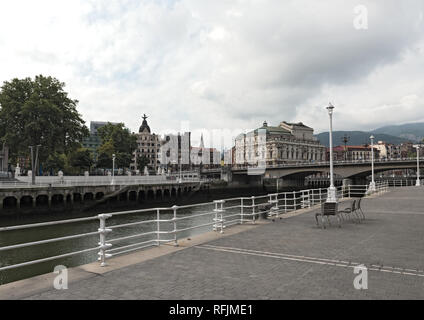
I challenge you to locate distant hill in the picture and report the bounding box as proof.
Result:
[315,131,409,147]
[372,122,424,143]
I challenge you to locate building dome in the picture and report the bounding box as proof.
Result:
[139,114,151,133]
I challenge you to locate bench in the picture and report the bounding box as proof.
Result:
[315,202,342,229]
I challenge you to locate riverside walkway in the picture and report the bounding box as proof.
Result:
[1,186,423,300]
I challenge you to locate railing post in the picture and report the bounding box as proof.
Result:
[308,190,311,208]
[157,209,160,246]
[98,214,112,267]
[251,196,256,224]
[284,193,287,213]
[318,188,322,203]
[293,191,297,211]
[172,205,178,247]
[213,200,225,233]
[240,198,244,224]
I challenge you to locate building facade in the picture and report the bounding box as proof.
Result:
[131,115,162,172]
[82,121,119,161]
[159,132,191,172]
[374,141,403,159]
[234,121,326,166]
[328,145,380,161]
[190,135,221,168]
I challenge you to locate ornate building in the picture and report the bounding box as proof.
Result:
[234,121,326,166]
[131,115,161,172]
[328,145,379,161]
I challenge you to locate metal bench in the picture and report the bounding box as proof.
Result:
[338,199,360,223]
[355,197,365,220]
[315,202,342,229]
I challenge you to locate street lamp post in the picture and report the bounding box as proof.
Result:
[341,134,350,161]
[414,144,421,186]
[326,103,337,203]
[369,136,376,192]
[111,153,116,185]
[29,145,41,185]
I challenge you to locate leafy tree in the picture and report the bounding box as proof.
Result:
[96,139,114,169]
[69,148,93,173]
[136,154,150,172]
[44,152,66,175]
[116,152,132,169]
[96,152,113,170]
[97,123,136,153]
[0,75,89,167]
[96,124,136,171]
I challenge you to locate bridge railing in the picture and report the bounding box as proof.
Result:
[0,176,202,189]
[232,157,423,170]
[378,179,423,187]
[0,182,390,276]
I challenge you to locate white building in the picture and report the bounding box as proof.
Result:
[235,121,326,166]
[160,132,191,171]
[190,134,221,167]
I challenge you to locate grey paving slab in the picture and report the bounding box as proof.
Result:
[21,187,424,299]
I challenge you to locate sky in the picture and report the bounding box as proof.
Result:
[0,0,424,149]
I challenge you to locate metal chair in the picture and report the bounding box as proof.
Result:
[338,200,357,222]
[315,202,342,229]
[355,197,365,220]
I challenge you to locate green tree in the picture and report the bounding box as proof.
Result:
[96,124,136,171]
[44,152,66,175]
[69,148,93,173]
[96,139,114,169]
[0,75,89,167]
[136,154,149,172]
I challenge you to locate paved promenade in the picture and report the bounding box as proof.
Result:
[2,187,424,300]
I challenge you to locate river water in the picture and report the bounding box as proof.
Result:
[0,186,285,285]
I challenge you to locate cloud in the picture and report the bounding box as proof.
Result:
[0,0,423,149]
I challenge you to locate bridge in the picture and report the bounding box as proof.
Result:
[216,158,423,186]
[0,176,205,213]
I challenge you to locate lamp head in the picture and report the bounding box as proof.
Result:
[370,135,375,140]
[327,103,335,115]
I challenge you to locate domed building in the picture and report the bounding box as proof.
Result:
[131,114,161,172]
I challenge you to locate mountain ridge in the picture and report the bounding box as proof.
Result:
[315,122,424,147]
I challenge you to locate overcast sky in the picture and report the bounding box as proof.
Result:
[0,0,423,149]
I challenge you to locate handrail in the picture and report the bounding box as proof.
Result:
[0,182,391,273]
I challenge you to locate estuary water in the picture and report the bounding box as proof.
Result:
[0,186,281,285]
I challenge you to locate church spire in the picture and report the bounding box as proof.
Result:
[139,114,151,133]
[200,134,204,149]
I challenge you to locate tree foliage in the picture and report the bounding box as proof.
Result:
[96,123,136,169]
[0,75,89,166]
[44,152,66,175]
[136,154,149,172]
[68,148,93,172]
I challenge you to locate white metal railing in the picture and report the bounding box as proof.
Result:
[0,182,390,272]
[378,179,423,187]
[0,176,202,189]
[232,157,423,170]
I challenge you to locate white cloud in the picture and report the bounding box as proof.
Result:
[0,0,424,149]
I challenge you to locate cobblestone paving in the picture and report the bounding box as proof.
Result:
[25,187,424,300]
